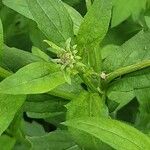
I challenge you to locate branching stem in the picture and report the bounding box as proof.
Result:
[106,60,150,83]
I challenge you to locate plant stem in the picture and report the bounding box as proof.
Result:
[106,60,150,83]
[0,66,13,78]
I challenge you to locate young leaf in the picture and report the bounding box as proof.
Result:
[0,62,66,94]
[77,0,112,50]
[77,0,112,71]
[0,94,26,135]
[63,117,150,150]
[26,0,74,46]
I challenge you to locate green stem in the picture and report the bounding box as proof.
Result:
[0,66,13,78]
[82,74,98,92]
[106,60,150,83]
[77,66,98,92]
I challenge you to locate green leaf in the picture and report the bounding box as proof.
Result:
[29,22,48,51]
[63,117,150,150]
[0,62,66,94]
[63,3,83,35]
[3,0,82,35]
[2,45,42,72]
[107,68,150,113]
[26,112,64,120]
[101,45,119,60]
[103,31,150,111]
[24,94,67,118]
[77,0,112,71]
[66,91,110,150]
[103,31,150,72]
[22,121,45,136]
[31,46,50,62]
[112,69,150,92]
[48,76,83,100]
[107,90,135,113]
[0,94,26,135]
[27,130,80,150]
[0,135,16,150]
[27,0,74,46]
[2,0,34,20]
[25,100,66,114]
[134,88,150,133]
[25,94,66,122]
[77,0,112,53]
[66,91,108,119]
[0,7,32,51]
[112,0,147,27]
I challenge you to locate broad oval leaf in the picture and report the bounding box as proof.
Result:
[0,62,66,94]
[26,0,74,46]
[3,0,82,35]
[63,117,150,150]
